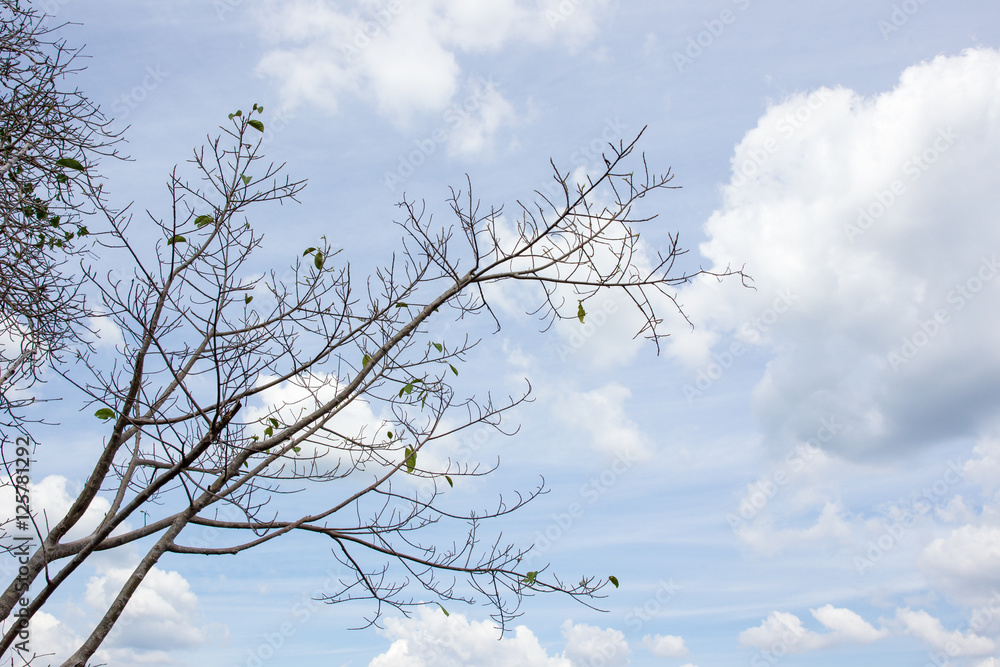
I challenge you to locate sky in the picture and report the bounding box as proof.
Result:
[4,0,1000,665]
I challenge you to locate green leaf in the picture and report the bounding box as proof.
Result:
[314,251,324,270]
[269,418,279,429]
[433,342,443,353]
[387,431,393,439]
[247,119,265,132]
[523,571,538,586]
[264,426,273,437]
[241,174,251,186]
[303,247,316,256]
[292,445,301,454]
[395,302,408,308]
[437,603,449,617]
[167,234,186,245]
[449,364,458,376]
[608,575,619,588]
[445,475,453,488]
[362,354,371,367]
[55,157,85,171]
[76,226,89,237]
[244,295,253,304]
[404,446,416,474]
[94,408,115,421]
[577,300,586,324]
[55,173,68,184]
[195,215,214,228]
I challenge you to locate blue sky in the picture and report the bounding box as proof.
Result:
[6,1,1000,665]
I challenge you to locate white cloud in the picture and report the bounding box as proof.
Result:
[896,607,996,656]
[254,0,609,151]
[85,565,208,651]
[740,606,887,653]
[561,620,629,666]
[244,372,388,474]
[919,524,1000,606]
[669,48,1000,459]
[642,633,688,658]
[0,474,112,542]
[368,607,630,666]
[550,381,649,460]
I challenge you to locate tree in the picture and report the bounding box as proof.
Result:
[0,37,748,667]
[0,0,123,427]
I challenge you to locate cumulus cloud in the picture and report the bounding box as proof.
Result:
[668,48,1000,459]
[642,633,688,658]
[85,565,208,650]
[919,524,1000,607]
[368,607,630,666]
[254,0,609,150]
[0,474,112,542]
[739,606,887,653]
[896,607,996,656]
[550,381,650,460]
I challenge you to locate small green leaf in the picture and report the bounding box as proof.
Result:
[387,431,393,439]
[264,426,273,437]
[94,408,115,421]
[56,157,85,171]
[244,295,253,304]
[437,603,449,617]
[449,364,458,376]
[247,119,265,132]
[314,251,324,270]
[577,300,586,324]
[362,354,371,367]
[608,575,619,588]
[269,418,279,428]
[195,214,214,228]
[167,234,186,245]
[395,303,408,308]
[55,173,68,183]
[433,342,443,353]
[292,445,301,454]
[303,247,316,256]
[76,226,89,237]
[445,475,453,488]
[404,446,416,474]
[523,571,538,586]
[241,174,251,186]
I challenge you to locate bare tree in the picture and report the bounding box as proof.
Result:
[0,102,747,665]
[0,0,123,426]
